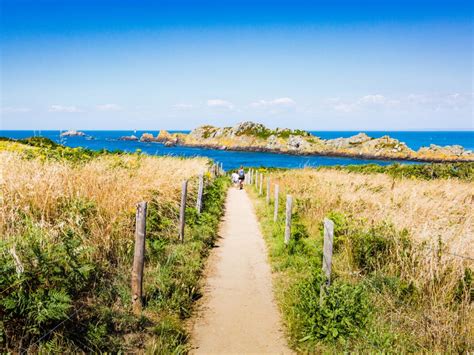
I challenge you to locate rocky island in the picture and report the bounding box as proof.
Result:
[139,122,473,162]
[60,130,86,137]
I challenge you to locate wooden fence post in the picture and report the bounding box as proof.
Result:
[132,201,147,314]
[284,195,293,245]
[196,174,204,214]
[320,218,334,304]
[266,178,270,204]
[248,169,252,184]
[179,180,188,242]
[274,184,279,222]
[254,171,258,187]
[259,174,263,195]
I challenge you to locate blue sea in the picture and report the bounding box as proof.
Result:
[1,130,472,170]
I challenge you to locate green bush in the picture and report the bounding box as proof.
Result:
[295,271,372,343]
[0,219,97,346]
[350,223,410,273]
[326,162,474,181]
[321,211,349,252]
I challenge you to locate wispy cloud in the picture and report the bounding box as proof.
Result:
[49,105,83,113]
[207,99,234,110]
[173,103,194,110]
[327,92,472,113]
[1,107,31,113]
[250,97,296,108]
[328,94,399,113]
[96,103,122,111]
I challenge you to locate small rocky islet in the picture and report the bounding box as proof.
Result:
[137,121,473,162]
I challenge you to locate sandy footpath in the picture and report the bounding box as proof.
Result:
[190,187,291,354]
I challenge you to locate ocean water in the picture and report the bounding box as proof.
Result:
[1,130,472,170]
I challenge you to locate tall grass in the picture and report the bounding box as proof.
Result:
[249,166,473,352]
[0,142,228,352]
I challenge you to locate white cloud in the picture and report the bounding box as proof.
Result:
[333,103,355,113]
[250,97,296,108]
[326,92,472,114]
[96,104,122,111]
[406,92,472,110]
[207,99,234,110]
[359,94,387,104]
[1,107,31,113]
[327,94,400,113]
[173,103,194,110]
[49,105,82,113]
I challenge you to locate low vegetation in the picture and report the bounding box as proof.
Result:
[0,139,228,352]
[327,162,474,181]
[249,164,473,352]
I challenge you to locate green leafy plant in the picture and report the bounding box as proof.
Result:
[295,271,372,343]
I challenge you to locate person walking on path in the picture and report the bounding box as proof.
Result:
[237,166,245,190]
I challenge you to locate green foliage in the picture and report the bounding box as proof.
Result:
[151,316,188,354]
[0,136,127,163]
[350,223,410,273]
[326,162,474,181]
[455,268,473,303]
[321,211,349,251]
[0,218,97,346]
[367,274,419,305]
[295,271,372,343]
[1,161,228,352]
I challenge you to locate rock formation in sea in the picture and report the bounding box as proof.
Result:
[60,130,86,137]
[119,135,138,141]
[153,121,473,163]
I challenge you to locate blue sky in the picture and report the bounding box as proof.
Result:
[1,0,472,130]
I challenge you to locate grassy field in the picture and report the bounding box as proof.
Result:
[249,164,473,353]
[0,138,228,352]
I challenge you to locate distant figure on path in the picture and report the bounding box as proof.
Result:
[238,166,245,190]
[231,171,239,186]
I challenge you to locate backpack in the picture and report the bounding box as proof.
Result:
[238,169,245,178]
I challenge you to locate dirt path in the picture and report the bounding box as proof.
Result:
[190,187,291,354]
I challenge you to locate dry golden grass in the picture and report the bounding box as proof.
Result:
[269,168,474,258]
[259,167,474,351]
[0,151,209,254]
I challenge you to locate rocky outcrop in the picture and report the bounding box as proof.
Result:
[140,121,473,162]
[288,135,311,150]
[418,144,472,158]
[140,133,156,142]
[326,133,372,149]
[157,130,179,145]
[119,135,138,141]
[61,130,85,137]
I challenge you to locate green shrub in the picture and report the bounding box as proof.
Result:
[455,268,473,303]
[321,211,349,252]
[0,220,97,346]
[349,223,410,273]
[295,271,372,343]
[326,162,474,181]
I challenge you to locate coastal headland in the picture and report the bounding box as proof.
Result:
[137,122,473,163]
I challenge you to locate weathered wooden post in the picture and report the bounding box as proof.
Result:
[266,178,270,204]
[248,169,252,184]
[179,180,188,242]
[220,162,224,175]
[274,184,279,222]
[196,173,204,214]
[259,174,263,195]
[284,195,293,245]
[320,218,334,304]
[132,201,147,314]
